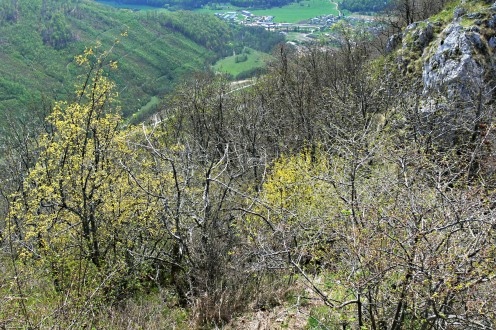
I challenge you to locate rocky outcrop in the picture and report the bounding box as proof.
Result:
[422,23,487,106]
[386,33,402,53]
[406,21,436,51]
[386,21,436,54]
[419,6,496,111]
[385,1,496,149]
[388,2,496,112]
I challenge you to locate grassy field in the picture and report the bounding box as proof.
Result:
[249,0,339,23]
[213,48,272,79]
[196,0,339,23]
[128,96,161,124]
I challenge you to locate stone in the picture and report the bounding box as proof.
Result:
[403,22,434,50]
[422,23,486,108]
[417,23,434,48]
[487,14,496,28]
[467,12,483,19]
[386,33,402,53]
[467,32,484,50]
[454,7,467,19]
[489,36,496,48]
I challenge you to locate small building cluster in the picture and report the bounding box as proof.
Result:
[216,10,276,26]
[215,11,238,21]
[308,14,340,26]
[214,9,383,41]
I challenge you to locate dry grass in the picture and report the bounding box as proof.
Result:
[94,290,193,330]
[223,280,324,330]
[0,249,322,329]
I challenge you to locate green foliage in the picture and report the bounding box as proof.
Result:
[157,11,284,60]
[235,53,248,63]
[0,0,283,120]
[213,47,271,79]
[0,0,214,118]
[341,0,390,13]
[0,0,19,23]
[232,26,285,53]
[260,148,331,217]
[157,10,231,55]
[41,12,72,49]
[6,48,166,326]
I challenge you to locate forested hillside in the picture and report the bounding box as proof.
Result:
[0,0,495,329]
[341,0,390,13]
[0,0,212,119]
[0,0,282,121]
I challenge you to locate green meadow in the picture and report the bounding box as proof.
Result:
[249,0,339,23]
[213,48,272,79]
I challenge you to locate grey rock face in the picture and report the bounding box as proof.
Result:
[467,31,484,50]
[467,12,484,19]
[489,36,496,48]
[403,22,435,50]
[487,14,496,28]
[386,33,402,53]
[454,6,467,19]
[417,23,435,49]
[422,23,489,110]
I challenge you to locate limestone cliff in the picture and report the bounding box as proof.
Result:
[388,0,496,111]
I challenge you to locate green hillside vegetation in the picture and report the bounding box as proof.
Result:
[213,48,272,79]
[0,0,283,121]
[2,0,495,329]
[0,0,214,119]
[341,0,390,13]
[95,0,164,10]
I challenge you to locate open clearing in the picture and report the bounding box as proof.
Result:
[213,48,272,78]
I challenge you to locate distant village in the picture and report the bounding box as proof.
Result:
[214,9,381,36]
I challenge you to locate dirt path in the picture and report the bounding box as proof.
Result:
[330,0,342,16]
[228,79,256,94]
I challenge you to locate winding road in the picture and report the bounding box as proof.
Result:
[330,0,342,17]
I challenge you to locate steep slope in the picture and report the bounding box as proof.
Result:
[0,0,216,119]
[1,1,495,328]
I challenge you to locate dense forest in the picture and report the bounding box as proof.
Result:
[0,0,282,121]
[341,0,390,13]
[155,10,284,57]
[0,0,495,328]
